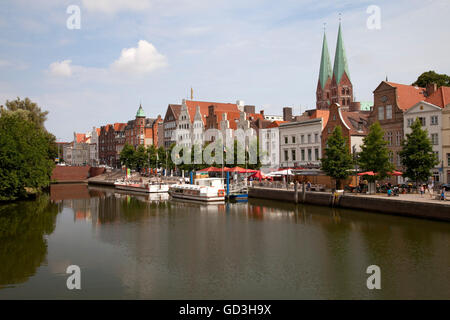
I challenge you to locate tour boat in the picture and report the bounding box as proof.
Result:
[169,178,226,202]
[114,179,169,193]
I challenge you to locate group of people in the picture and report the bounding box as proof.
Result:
[419,183,446,200]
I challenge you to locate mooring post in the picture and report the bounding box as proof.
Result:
[294,181,298,204]
[302,180,306,203]
[226,171,230,197]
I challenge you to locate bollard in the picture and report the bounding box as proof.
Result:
[294,182,298,204]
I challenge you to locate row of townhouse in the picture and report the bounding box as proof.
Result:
[98,105,163,167]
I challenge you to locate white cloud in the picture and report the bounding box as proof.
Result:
[81,0,152,15]
[48,60,72,77]
[111,40,168,75]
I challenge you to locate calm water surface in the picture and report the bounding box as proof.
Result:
[0,184,449,299]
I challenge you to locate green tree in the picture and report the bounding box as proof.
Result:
[146,145,158,168]
[412,70,450,88]
[1,97,49,129]
[400,118,439,186]
[0,110,55,201]
[358,121,394,181]
[321,126,353,190]
[134,145,147,171]
[119,143,135,169]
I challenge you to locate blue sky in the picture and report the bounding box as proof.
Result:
[1,0,449,141]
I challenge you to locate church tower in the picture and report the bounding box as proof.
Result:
[316,30,333,110]
[330,22,353,109]
[135,104,146,146]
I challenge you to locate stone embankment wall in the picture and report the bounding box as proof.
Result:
[51,166,105,183]
[249,187,450,222]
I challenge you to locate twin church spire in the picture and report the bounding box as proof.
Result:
[316,22,353,110]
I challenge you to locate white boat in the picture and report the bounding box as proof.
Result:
[114,179,169,193]
[169,178,226,202]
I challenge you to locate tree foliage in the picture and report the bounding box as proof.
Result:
[321,126,353,189]
[412,70,450,88]
[400,118,438,184]
[119,143,136,169]
[1,97,49,129]
[358,121,394,181]
[0,110,55,201]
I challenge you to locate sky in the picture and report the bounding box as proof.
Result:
[0,0,449,141]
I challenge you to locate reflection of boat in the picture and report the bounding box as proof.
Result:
[114,179,169,193]
[169,178,225,202]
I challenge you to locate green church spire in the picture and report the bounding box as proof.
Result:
[333,22,350,84]
[136,104,145,117]
[318,31,332,89]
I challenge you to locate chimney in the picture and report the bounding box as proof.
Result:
[426,83,438,96]
[283,107,293,122]
[349,101,361,112]
[244,105,255,114]
[260,110,264,117]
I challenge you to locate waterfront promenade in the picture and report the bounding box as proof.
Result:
[249,186,450,222]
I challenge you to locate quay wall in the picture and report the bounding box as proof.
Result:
[249,187,450,222]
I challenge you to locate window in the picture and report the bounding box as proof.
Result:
[447,153,450,166]
[407,118,413,127]
[332,114,336,121]
[308,149,312,161]
[292,150,296,161]
[386,132,393,146]
[301,149,305,161]
[315,148,319,161]
[284,136,288,144]
[292,136,296,144]
[386,105,392,119]
[396,132,402,146]
[284,150,289,161]
[431,133,438,145]
[301,135,304,144]
[431,115,438,125]
[389,152,394,164]
[307,134,311,144]
[314,133,318,143]
[378,106,384,120]
[397,152,402,167]
[418,117,426,126]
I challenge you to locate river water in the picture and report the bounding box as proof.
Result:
[0,184,449,299]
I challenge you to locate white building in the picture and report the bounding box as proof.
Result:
[404,101,443,183]
[279,118,324,168]
[175,100,206,148]
[259,122,283,168]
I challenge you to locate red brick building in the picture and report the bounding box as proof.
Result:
[321,103,369,156]
[316,23,357,110]
[125,105,162,148]
[99,122,126,167]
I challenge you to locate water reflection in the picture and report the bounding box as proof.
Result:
[0,195,58,288]
[0,184,449,299]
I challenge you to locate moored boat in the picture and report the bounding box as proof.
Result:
[169,178,225,202]
[114,179,169,193]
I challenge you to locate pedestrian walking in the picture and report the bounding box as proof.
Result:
[427,182,434,198]
[419,185,424,197]
[441,188,446,201]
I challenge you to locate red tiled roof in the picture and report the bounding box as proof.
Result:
[75,133,86,143]
[425,86,450,108]
[114,123,127,132]
[267,121,288,128]
[341,110,369,135]
[385,82,426,110]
